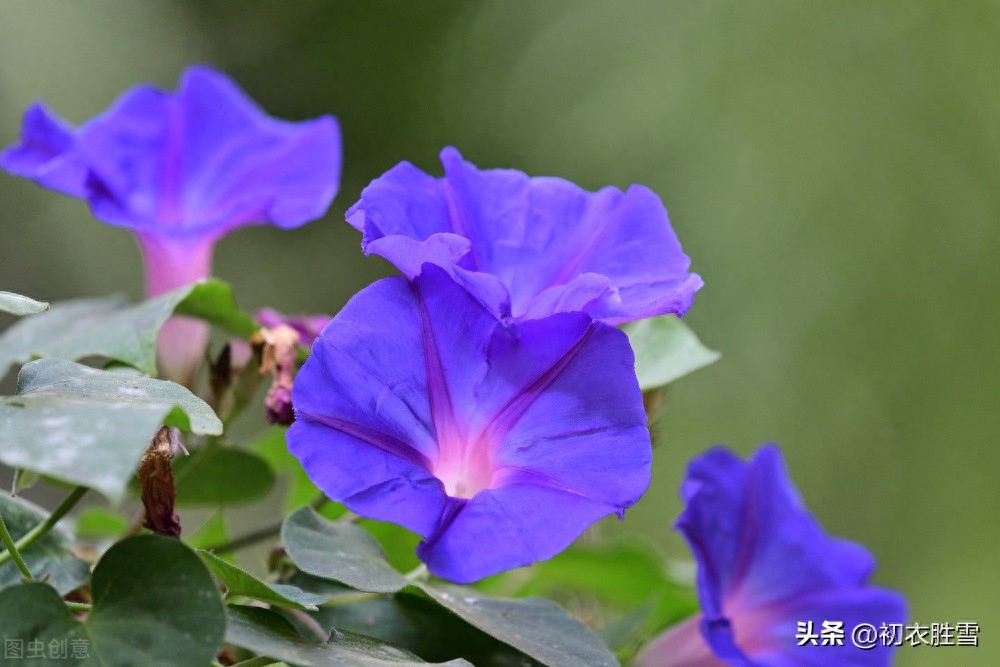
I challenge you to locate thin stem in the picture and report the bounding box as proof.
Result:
[223,350,266,429]
[322,590,382,607]
[231,657,280,667]
[404,563,429,583]
[286,608,329,642]
[206,496,332,554]
[0,514,33,580]
[64,601,92,612]
[0,486,87,568]
[204,522,280,555]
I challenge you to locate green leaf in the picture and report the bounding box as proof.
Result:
[500,543,693,612]
[358,519,422,573]
[281,507,407,594]
[480,543,697,658]
[175,278,260,338]
[0,292,175,377]
[622,315,720,390]
[199,549,325,611]
[74,507,129,538]
[0,493,89,595]
[226,605,472,666]
[252,427,322,511]
[0,535,226,666]
[418,584,619,667]
[0,358,223,502]
[0,291,49,316]
[10,468,41,494]
[304,590,541,667]
[282,510,618,666]
[172,445,276,506]
[0,280,257,378]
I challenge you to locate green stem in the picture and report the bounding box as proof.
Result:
[204,521,280,555]
[322,590,382,607]
[404,563,429,583]
[231,657,279,667]
[64,601,92,612]
[223,352,266,429]
[286,608,328,642]
[0,486,87,569]
[206,496,332,554]
[0,514,33,580]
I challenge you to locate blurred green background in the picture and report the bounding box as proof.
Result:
[1,2,996,664]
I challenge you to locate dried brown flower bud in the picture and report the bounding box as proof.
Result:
[137,426,184,538]
[255,324,301,426]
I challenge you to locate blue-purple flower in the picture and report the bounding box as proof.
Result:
[636,445,907,667]
[287,265,652,583]
[1,65,341,384]
[346,147,702,325]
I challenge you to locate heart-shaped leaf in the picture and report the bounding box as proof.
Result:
[489,543,697,623]
[0,535,226,666]
[74,507,129,539]
[0,280,257,378]
[226,605,472,666]
[282,510,619,667]
[419,584,619,667]
[0,493,89,595]
[0,291,49,316]
[0,359,222,502]
[281,507,407,594]
[0,292,170,377]
[622,315,720,390]
[199,549,324,611]
[304,588,542,667]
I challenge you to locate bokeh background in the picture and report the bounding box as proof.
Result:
[1,2,997,664]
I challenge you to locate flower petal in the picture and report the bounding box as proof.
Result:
[69,65,340,235]
[739,587,907,666]
[678,446,878,618]
[416,483,626,584]
[0,102,87,197]
[487,320,652,513]
[347,147,701,324]
[676,445,907,666]
[288,276,444,536]
[290,265,651,581]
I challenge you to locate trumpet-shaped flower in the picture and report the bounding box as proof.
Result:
[636,445,907,667]
[287,265,652,583]
[346,147,702,325]
[1,65,340,384]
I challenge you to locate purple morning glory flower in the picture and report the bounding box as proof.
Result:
[255,308,332,348]
[636,445,907,667]
[1,65,341,384]
[287,264,652,583]
[346,147,702,325]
